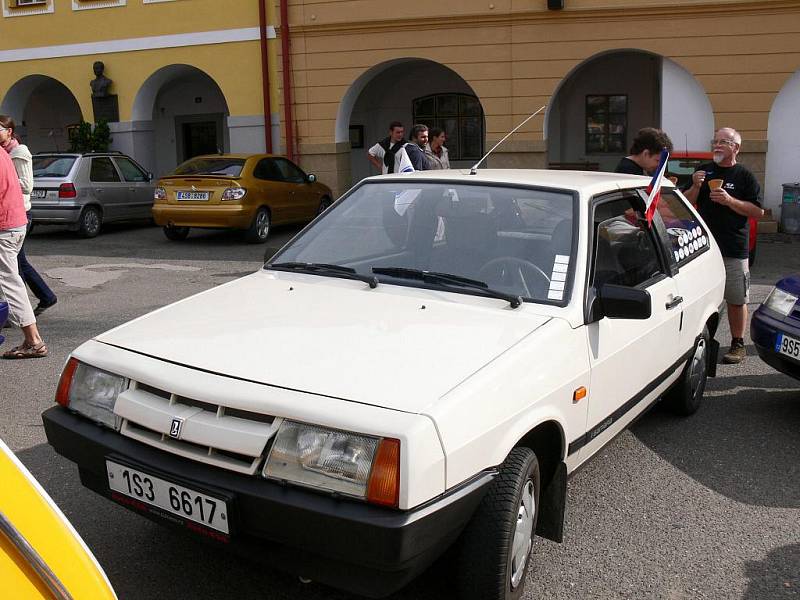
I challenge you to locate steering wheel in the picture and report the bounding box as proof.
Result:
[478,257,551,298]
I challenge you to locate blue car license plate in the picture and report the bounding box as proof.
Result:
[776,332,800,362]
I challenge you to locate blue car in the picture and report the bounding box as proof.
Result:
[751,275,800,380]
[0,300,7,346]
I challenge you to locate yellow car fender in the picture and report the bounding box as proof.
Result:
[0,438,117,599]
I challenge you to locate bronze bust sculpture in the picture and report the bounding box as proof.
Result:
[90,61,112,98]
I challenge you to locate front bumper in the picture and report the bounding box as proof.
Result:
[153,203,255,229]
[750,307,800,380]
[43,407,493,598]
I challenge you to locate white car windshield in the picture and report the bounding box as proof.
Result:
[269,181,576,305]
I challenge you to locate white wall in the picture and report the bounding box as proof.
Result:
[348,60,479,184]
[766,70,800,213]
[661,58,714,154]
[547,52,660,172]
[151,74,229,177]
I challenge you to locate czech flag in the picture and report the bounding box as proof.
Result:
[644,148,670,227]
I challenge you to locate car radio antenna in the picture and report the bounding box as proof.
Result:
[469,105,546,175]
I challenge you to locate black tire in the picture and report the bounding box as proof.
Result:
[245,207,270,243]
[663,325,710,416]
[163,225,190,241]
[317,197,332,215]
[455,447,540,600]
[77,206,102,238]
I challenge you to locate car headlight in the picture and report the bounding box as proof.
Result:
[55,358,126,429]
[763,286,798,316]
[221,187,246,201]
[264,420,400,506]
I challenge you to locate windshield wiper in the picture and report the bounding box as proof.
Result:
[268,262,378,288]
[372,267,522,308]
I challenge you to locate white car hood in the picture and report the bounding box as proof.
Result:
[96,271,551,413]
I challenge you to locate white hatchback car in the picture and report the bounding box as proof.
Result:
[43,170,725,599]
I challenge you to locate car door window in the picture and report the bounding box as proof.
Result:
[274,158,307,184]
[655,190,710,267]
[90,157,121,182]
[591,197,663,288]
[113,157,148,182]
[253,158,283,182]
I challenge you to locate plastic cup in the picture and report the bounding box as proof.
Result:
[708,179,724,190]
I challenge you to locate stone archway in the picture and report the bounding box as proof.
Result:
[546,51,713,171]
[0,75,82,153]
[765,69,800,212]
[123,64,230,177]
[336,58,485,184]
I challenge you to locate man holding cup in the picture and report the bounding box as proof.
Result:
[684,127,764,364]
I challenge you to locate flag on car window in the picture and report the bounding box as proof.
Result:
[397,146,415,174]
[644,148,670,227]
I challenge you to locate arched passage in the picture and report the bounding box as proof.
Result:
[765,69,800,212]
[546,51,713,171]
[128,64,230,177]
[0,75,82,152]
[337,59,485,183]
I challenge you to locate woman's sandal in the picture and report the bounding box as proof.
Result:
[2,342,48,359]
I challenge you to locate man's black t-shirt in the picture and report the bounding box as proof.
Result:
[614,157,647,175]
[696,162,761,259]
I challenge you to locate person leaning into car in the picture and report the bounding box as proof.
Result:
[0,140,48,359]
[614,127,674,176]
[683,127,763,365]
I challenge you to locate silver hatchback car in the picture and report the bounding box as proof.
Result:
[30,152,154,238]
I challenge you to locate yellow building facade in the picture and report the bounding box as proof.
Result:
[2,0,800,215]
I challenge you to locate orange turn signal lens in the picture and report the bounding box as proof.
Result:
[366,438,400,507]
[55,358,79,407]
[573,386,587,403]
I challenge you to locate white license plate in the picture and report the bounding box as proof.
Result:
[776,332,800,362]
[31,189,47,199]
[176,191,210,201]
[106,460,229,534]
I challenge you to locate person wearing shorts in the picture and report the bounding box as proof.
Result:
[684,127,763,364]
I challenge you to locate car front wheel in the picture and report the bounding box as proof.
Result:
[455,447,540,600]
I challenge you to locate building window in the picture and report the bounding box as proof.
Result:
[412,93,483,161]
[586,94,627,154]
[3,0,53,17]
[72,0,126,11]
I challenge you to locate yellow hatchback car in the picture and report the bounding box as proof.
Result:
[153,154,334,243]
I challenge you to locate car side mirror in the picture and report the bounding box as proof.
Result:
[307,173,317,183]
[589,284,652,321]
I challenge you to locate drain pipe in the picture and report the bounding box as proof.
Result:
[258,0,273,153]
[279,0,295,161]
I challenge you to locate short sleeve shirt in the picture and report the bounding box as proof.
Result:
[696,162,761,259]
[368,141,409,175]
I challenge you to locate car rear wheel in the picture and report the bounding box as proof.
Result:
[163,225,190,241]
[455,447,539,600]
[77,206,102,238]
[663,326,710,416]
[245,207,270,244]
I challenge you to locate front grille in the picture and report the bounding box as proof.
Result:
[115,380,280,476]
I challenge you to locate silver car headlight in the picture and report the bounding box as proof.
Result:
[56,358,126,429]
[264,420,400,506]
[763,286,798,316]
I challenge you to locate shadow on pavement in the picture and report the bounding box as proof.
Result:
[743,543,800,599]
[24,222,302,263]
[633,372,800,509]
